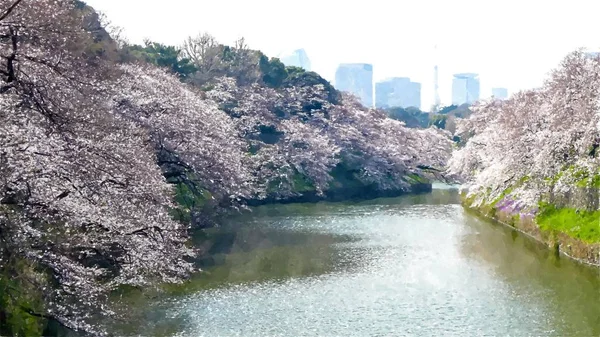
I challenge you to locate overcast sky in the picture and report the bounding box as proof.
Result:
[86,0,600,108]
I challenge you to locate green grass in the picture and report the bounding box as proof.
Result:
[536,202,600,243]
[405,173,429,185]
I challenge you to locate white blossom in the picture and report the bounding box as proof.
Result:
[449,51,600,210]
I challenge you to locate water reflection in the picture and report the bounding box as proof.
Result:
[459,213,600,336]
[111,186,599,337]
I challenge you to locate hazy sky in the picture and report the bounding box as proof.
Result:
[86,0,600,108]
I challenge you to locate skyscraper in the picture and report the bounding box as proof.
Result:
[375,81,396,108]
[375,77,421,109]
[278,48,311,71]
[407,82,422,109]
[335,63,373,107]
[452,73,480,105]
[491,87,508,99]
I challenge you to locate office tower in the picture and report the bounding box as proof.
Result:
[375,77,421,109]
[452,73,480,105]
[278,48,311,71]
[375,81,395,108]
[407,81,422,108]
[491,87,508,99]
[335,63,373,107]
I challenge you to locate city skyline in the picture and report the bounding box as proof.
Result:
[86,0,600,109]
[375,77,421,109]
[337,63,509,110]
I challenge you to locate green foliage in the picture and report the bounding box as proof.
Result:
[259,55,288,88]
[120,41,196,79]
[266,170,316,195]
[385,107,430,128]
[73,0,87,9]
[0,259,48,337]
[438,105,458,114]
[328,158,370,191]
[285,66,305,76]
[405,173,429,185]
[170,182,213,223]
[291,172,316,193]
[220,45,235,63]
[588,144,598,157]
[536,203,600,243]
[429,114,447,129]
[544,165,600,188]
[572,169,600,188]
[283,67,340,105]
[257,125,284,144]
[447,103,473,118]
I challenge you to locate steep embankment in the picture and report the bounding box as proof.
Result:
[462,182,600,266]
[450,51,600,266]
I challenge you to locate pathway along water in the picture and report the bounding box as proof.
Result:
[123,185,600,336]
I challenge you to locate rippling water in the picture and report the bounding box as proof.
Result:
[120,186,600,336]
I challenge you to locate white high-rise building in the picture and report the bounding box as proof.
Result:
[452,73,480,105]
[335,63,374,107]
[375,77,421,109]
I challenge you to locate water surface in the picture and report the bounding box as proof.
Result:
[126,186,600,336]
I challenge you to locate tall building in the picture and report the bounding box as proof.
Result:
[408,82,422,108]
[452,73,480,105]
[375,77,421,109]
[585,51,600,59]
[335,63,373,107]
[375,81,395,108]
[278,48,311,71]
[491,87,508,99]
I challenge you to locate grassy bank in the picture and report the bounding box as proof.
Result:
[462,189,600,266]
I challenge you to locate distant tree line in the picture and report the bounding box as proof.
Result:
[383,104,473,138]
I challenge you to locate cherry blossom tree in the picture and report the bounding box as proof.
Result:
[112,64,257,203]
[449,51,600,210]
[206,78,452,200]
[0,1,192,333]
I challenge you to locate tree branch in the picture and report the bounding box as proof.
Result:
[0,0,23,22]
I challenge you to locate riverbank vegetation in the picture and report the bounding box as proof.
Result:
[0,0,452,334]
[449,51,600,262]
